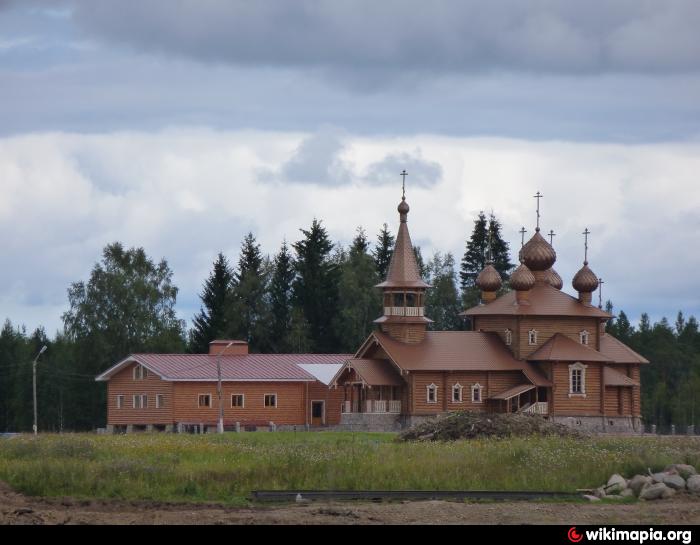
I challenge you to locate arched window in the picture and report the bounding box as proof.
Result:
[528,329,538,345]
[505,329,513,346]
[426,383,438,404]
[452,383,463,403]
[568,362,587,396]
[471,383,483,403]
[579,330,589,345]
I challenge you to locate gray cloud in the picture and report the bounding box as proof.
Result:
[69,1,700,75]
[365,151,442,188]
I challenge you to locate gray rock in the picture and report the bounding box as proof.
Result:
[621,488,635,498]
[583,494,602,502]
[594,486,607,498]
[687,475,700,494]
[651,470,675,484]
[664,464,697,480]
[606,473,627,494]
[629,475,652,496]
[640,482,674,501]
[663,474,686,490]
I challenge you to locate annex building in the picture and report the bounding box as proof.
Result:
[97,192,647,433]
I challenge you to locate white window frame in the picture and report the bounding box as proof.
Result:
[452,383,463,403]
[116,395,124,409]
[132,394,147,409]
[580,330,589,345]
[264,393,277,408]
[156,394,164,409]
[471,383,484,403]
[198,393,212,408]
[528,329,538,345]
[505,329,512,346]
[426,383,438,404]
[568,362,587,397]
[231,393,245,408]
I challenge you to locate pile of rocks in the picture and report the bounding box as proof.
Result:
[583,464,700,502]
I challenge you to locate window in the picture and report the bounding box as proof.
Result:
[528,329,538,345]
[505,329,512,346]
[156,394,164,409]
[472,384,483,403]
[132,394,147,409]
[264,394,277,408]
[452,383,463,402]
[405,292,417,307]
[569,362,587,396]
[116,395,124,409]
[198,394,211,408]
[133,364,144,380]
[231,394,244,408]
[393,293,404,307]
[580,330,589,345]
[426,383,438,404]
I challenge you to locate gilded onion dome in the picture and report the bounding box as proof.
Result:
[572,261,599,293]
[510,262,536,291]
[476,262,502,292]
[521,230,556,271]
[544,268,563,290]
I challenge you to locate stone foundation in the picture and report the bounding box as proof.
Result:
[550,415,643,434]
[335,412,405,432]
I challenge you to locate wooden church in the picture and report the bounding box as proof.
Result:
[330,191,647,433]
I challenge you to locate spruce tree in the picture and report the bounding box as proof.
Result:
[268,241,296,352]
[333,228,381,352]
[425,252,462,331]
[292,219,340,353]
[189,252,235,353]
[373,223,395,280]
[413,245,426,279]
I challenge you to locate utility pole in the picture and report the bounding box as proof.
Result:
[32,345,48,436]
[217,341,234,434]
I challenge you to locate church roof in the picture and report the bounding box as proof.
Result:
[603,366,640,387]
[331,358,405,387]
[375,198,430,289]
[460,282,612,318]
[527,333,611,362]
[599,334,650,364]
[361,330,551,386]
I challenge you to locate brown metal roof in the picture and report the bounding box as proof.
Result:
[96,353,352,382]
[461,282,612,318]
[342,358,405,386]
[527,333,611,362]
[603,366,640,387]
[599,334,650,364]
[369,331,551,386]
[375,200,430,289]
[491,383,536,400]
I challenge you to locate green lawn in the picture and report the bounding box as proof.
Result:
[0,432,698,505]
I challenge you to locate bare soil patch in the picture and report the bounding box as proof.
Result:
[2,481,700,525]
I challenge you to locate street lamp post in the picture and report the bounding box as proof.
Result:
[32,345,48,436]
[217,341,234,434]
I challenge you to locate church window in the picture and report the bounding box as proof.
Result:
[505,329,512,345]
[426,384,438,404]
[405,292,417,307]
[472,384,483,403]
[393,293,404,307]
[568,362,587,396]
[528,330,538,345]
[452,383,463,402]
[580,330,589,345]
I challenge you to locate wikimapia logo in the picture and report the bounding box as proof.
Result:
[567,527,692,544]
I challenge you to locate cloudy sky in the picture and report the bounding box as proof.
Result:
[2,0,700,335]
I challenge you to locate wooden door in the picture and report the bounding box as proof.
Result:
[311,401,325,426]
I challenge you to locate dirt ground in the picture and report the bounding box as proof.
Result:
[2,482,700,525]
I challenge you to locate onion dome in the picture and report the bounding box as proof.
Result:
[521,230,556,271]
[398,197,410,216]
[476,263,502,292]
[544,268,563,290]
[510,262,536,291]
[572,262,599,293]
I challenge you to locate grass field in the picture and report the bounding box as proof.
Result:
[1,432,699,505]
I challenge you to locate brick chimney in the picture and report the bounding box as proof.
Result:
[208,340,248,356]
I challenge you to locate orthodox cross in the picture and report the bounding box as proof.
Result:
[400,170,408,199]
[548,229,556,246]
[487,227,494,263]
[519,227,527,247]
[598,278,605,309]
[582,227,590,263]
[533,191,543,231]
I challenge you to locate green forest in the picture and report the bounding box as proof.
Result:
[0,212,697,432]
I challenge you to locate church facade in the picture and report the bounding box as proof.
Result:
[330,193,647,433]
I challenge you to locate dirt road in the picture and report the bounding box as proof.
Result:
[2,482,699,525]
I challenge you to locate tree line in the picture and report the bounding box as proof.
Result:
[0,212,695,431]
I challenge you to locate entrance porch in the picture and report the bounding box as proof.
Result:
[490,384,549,415]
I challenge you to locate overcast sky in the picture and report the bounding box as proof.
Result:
[1,0,699,335]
